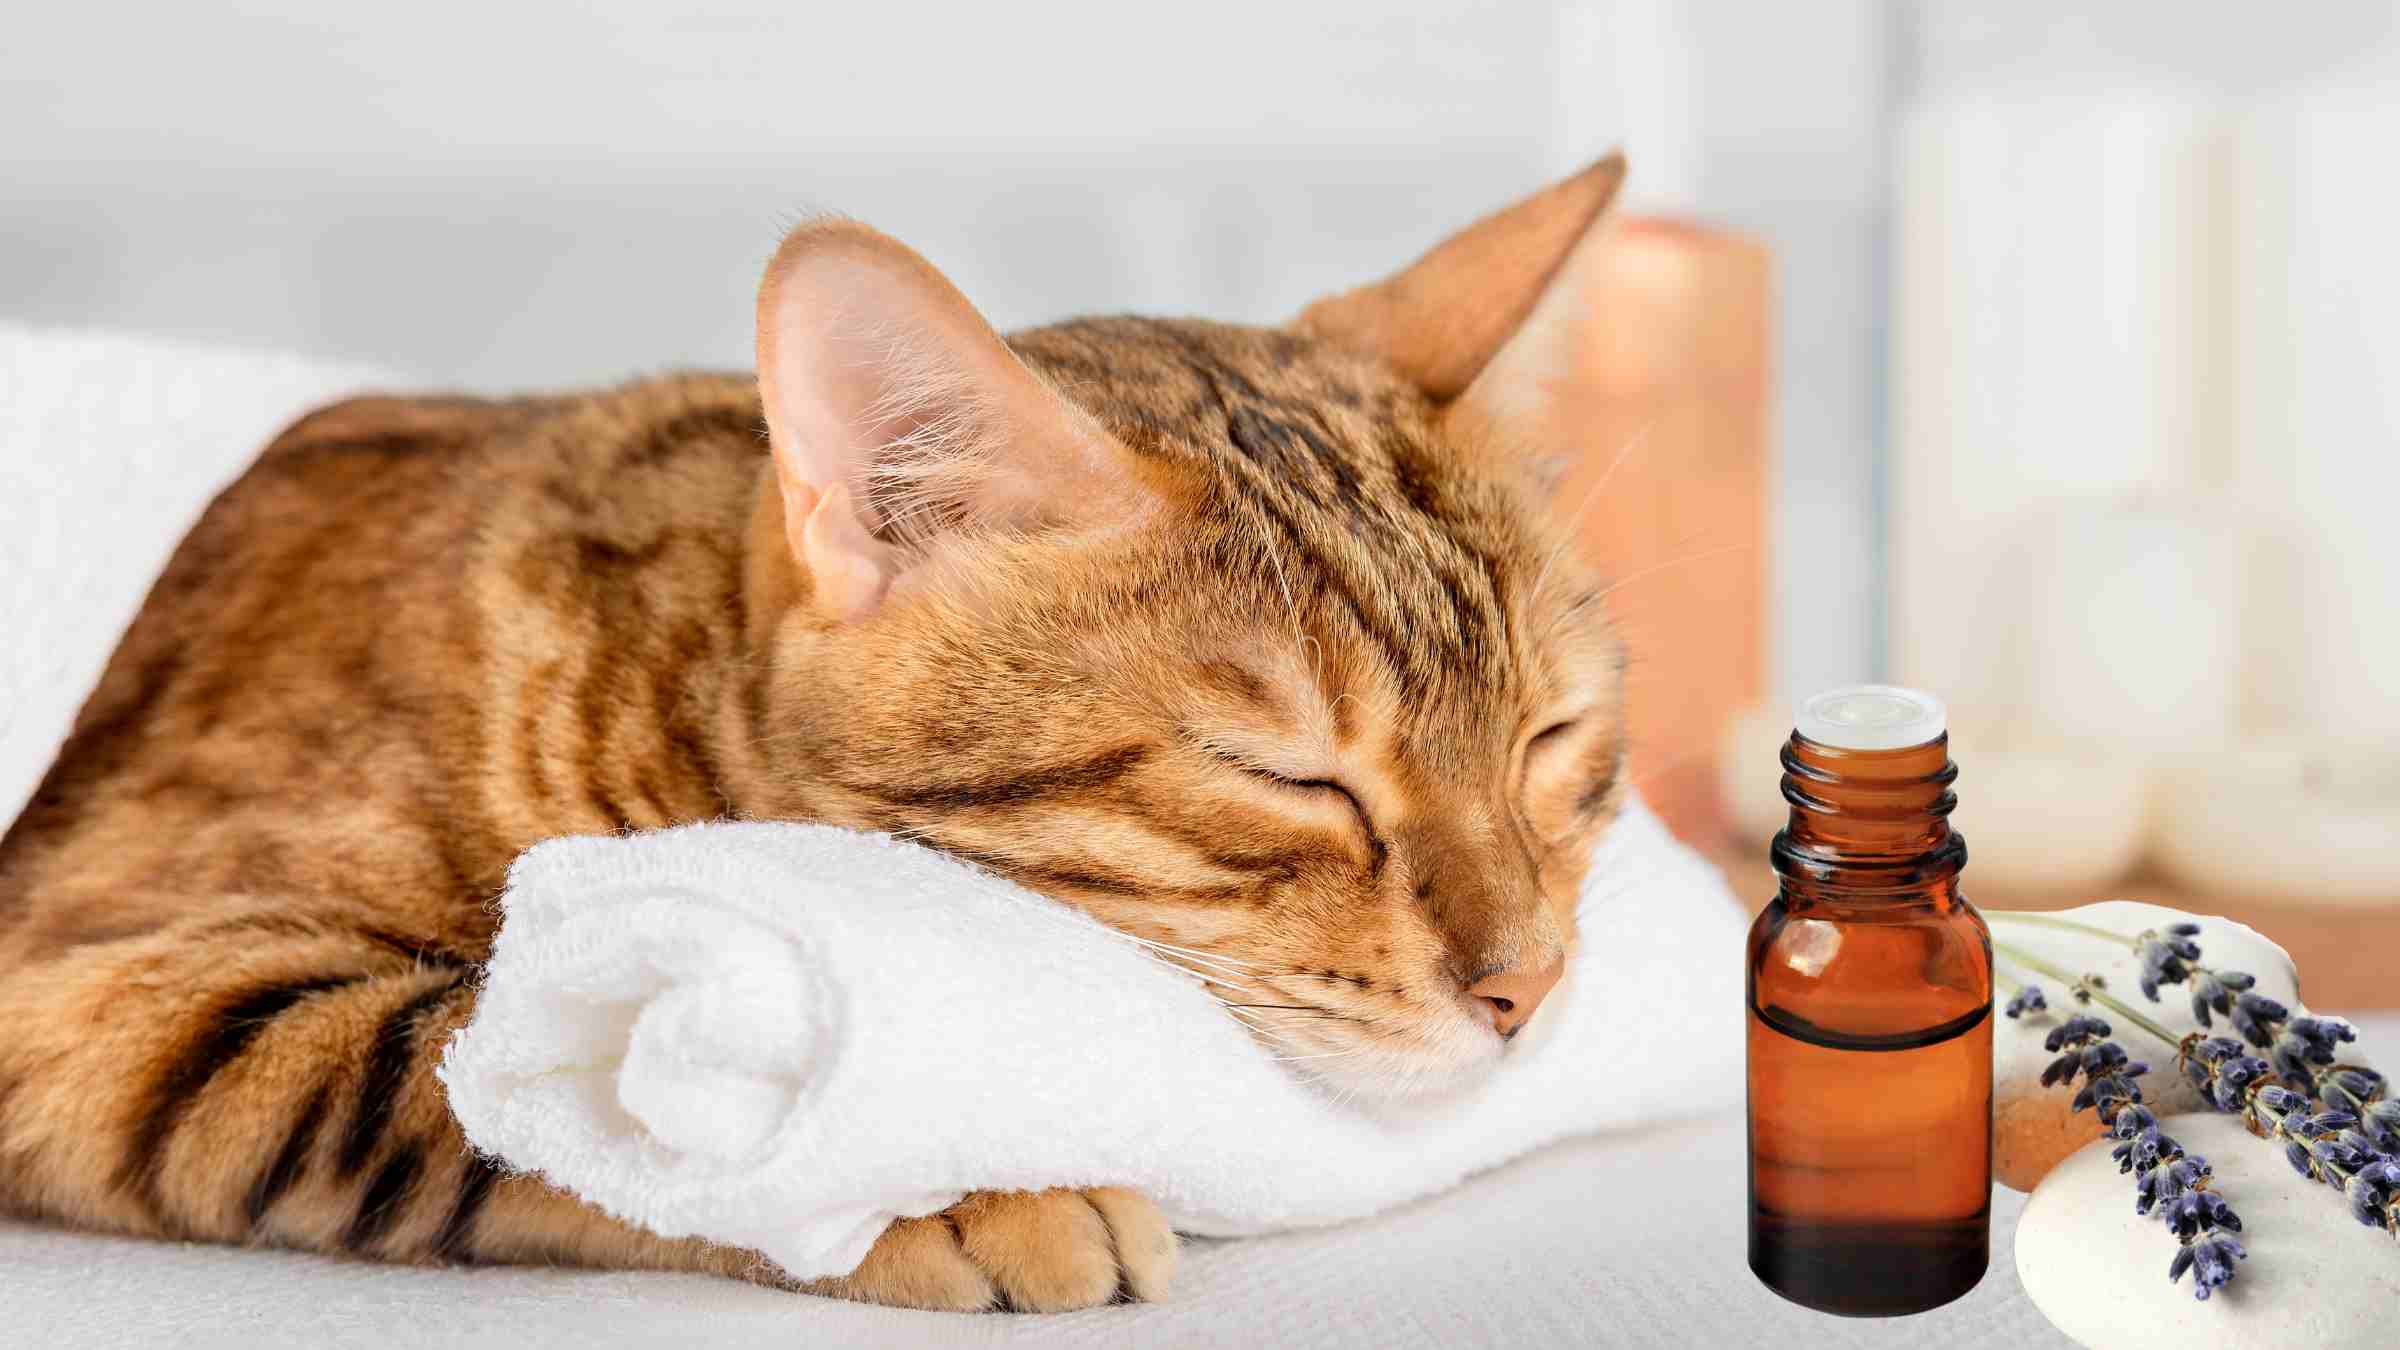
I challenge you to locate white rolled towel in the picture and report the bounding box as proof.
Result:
[439,796,1746,1282]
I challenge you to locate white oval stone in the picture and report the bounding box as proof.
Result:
[2018,1112,2400,1349]
[1989,900,2302,1191]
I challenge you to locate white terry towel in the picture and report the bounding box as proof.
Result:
[0,322,402,826]
[440,796,1748,1282]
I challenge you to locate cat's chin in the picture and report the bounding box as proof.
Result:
[1290,1030,1508,1110]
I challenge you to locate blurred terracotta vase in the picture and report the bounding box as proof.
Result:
[1540,216,1771,844]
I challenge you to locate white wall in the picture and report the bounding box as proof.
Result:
[4,2,1579,378]
[4,0,1893,701]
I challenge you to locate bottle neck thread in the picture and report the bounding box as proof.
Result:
[1770,732,1966,903]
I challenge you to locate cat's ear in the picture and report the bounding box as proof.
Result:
[756,219,1146,619]
[1292,152,1625,404]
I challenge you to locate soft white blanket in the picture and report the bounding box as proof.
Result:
[439,799,1746,1282]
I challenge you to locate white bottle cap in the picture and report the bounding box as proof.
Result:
[1795,684,1947,751]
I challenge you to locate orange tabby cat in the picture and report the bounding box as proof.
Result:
[0,156,1630,1311]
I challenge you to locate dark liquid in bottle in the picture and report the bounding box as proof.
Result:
[1747,995,1992,1316]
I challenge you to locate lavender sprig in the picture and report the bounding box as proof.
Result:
[2007,918,2400,1306]
[2108,922,2357,1108]
[2115,921,2400,1237]
[2002,913,2400,1304]
[2191,1049,2400,1240]
[2017,988,2243,1297]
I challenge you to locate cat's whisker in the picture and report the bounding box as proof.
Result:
[1113,933,1244,969]
[1533,537,1754,648]
[1219,975,1334,1008]
[1072,926,1259,986]
[1589,541,1752,607]
[1143,951,1246,983]
[1218,1011,1317,1057]
[1527,420,1656,606]
[1297,631,1335,719]
[1154,964,1283,1009]
[1535,587,1607,641]
[1236,1016,1357,1053]
[1181,963,1267,990]
[844,838,1270,986]
[1170,959,1276,994]
[1120,935,1259,971]
[1213,997,1346,1041]
[1224,1002,1293,1034]
[1107,936,1268,988]
[1259,537,1302,632]
[1572,871,1655,917]
[1623,743,1718,794]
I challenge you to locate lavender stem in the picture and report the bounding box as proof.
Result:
[1992,940,2185,1049]
[1986,910,2142,948]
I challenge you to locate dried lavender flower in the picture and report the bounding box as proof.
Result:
[2252,1084,2308,1116]
[2209,1053,2275,1113]
[2135,927,2201,1001]
[2005,984,2048,1019]
[2181,1035,2240,1091]
[2271,1016,2359,1087]
[2172,1231,2246,1300]
[2363,1100,2400,1153]
[2345,1160,2400,1229]
[2188,968,2259,1029]
[2163,1182,2241,1240]
[2046,1015,2112,1053]
[2318,1066,2385,1116]
[2229,992,2291,1048]
[2110,1106,2174,1175]
[2138,1154,2208,1217]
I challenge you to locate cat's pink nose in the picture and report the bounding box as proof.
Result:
[1467,956,1564,1038]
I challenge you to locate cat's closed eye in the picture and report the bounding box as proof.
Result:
[1526,719,1579,749]
[1518,715,1620,841]
[1213,752,1375,832]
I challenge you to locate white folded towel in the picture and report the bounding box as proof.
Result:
[439,796,1747,1282]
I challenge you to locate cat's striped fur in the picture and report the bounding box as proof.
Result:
[0,157,1631,1310]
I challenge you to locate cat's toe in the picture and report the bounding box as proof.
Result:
[950,1187,1175,1312]
[820,1213,999,1312]
[949,1188,1121,1312]
[825,1187,1177,1313]
[1084,1186,1178,1303]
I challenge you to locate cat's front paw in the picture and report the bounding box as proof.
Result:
[817,1186,1177,1313]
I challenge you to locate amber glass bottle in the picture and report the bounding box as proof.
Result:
[1745,685,1992,1317]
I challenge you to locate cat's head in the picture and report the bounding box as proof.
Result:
[744,158,1631,1101]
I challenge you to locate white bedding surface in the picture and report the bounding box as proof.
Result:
[3,1112,2060,1350]
[27,1020,2396,1349]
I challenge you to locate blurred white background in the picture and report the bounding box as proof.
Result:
[3,0,1891,702]
[7,2,2397,948]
